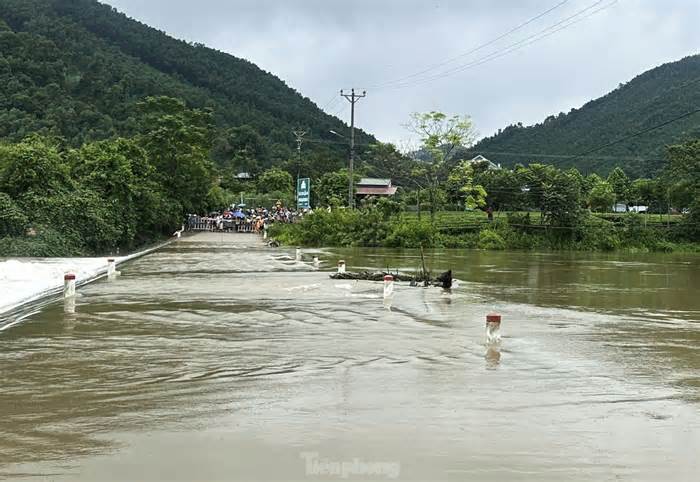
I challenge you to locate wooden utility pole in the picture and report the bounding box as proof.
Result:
[340,88,366,209]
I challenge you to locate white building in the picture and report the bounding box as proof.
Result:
[468,155,501,170]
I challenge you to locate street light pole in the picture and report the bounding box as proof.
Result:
[340,88,366,209]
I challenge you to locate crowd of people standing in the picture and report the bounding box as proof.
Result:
[186,203,312,233]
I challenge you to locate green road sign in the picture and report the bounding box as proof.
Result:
[297,178,311,209]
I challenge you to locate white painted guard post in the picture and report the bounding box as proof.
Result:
[295,248,302,262]
[64,296,76,315]
[486,313,502,344]
[383,275,394,299]
[107,258,116,277]
[337,260,346,274]
[64,273,77,298]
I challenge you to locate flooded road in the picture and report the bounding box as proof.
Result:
[1,233,698,481]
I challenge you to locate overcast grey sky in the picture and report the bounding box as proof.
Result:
[104,0,698,144]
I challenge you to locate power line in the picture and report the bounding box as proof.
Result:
[329,99,349,117]
[368,0,571,89]
[318,92,340,111]
[417,72,699,169]
[316,1,621,151]
[323,95,343,113]
[458,148,666,163]
[304,139,672,166]
[571,108,700,159]
[375,0,616,91]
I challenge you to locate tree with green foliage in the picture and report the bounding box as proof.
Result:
[136,96,214,215]
[582,173,603,199]
[665,139,700,240]
[0,133,194,255]
[541,170,585,231]
[565,167,587,207]
[445,160,487,210]
[588,181,615,212]
[0,192,26,236]
[0,135,71,198]
[514,163,558,214]
[27,189,123,254]
[212,125,269,171]
[364,142,414,187]
[72,137,179,247]
[205,185,236,211]
[475,168,522,211]
[405,111,477,221]
[256,168,294,195]
[316,169,358,208]
[629,178,658,207]
[607,167,630,204]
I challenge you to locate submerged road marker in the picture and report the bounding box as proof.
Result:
[64,296,76,315]
[383,275,394,299]
[64,274,76,298]
[107,258,121,279]
[486,313,502,344]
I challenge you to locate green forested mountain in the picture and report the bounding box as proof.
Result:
[471,54,700,177]
[0,0,371,174]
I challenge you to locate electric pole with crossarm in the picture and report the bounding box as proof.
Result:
[292,128,308,180]
[340,88,366,209]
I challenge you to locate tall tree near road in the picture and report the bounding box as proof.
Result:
[607,167,630,205]
[405,111,478,221]
[136,96,214,215]
[665,139,700,239]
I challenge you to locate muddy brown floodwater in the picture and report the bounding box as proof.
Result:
[1,232,698,481]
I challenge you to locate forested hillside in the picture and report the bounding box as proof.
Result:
[0,0,371,174]
[472,54,700,177]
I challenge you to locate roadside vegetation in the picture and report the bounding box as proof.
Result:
[1,103,697,256]
[0,97,223,256]
[271,207,698,253]
[271,112,699,253]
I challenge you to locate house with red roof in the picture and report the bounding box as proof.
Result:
[356,178,398,198]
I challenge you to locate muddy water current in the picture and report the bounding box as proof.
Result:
[1,232,698,481]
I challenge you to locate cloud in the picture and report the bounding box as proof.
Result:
[104,0,699,144]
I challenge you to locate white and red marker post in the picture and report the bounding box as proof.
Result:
[383,275,394,300]
[485,313,502,345]
[64,273,77,298]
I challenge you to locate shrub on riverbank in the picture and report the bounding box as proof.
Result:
[270,208,698,253]
[0,228,84,257]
